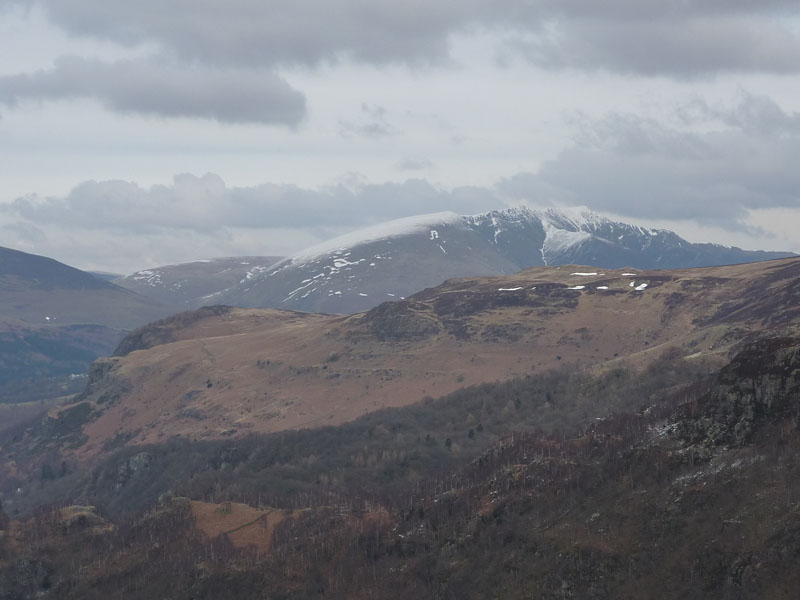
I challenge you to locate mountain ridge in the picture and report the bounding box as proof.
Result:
[213,206,794,313]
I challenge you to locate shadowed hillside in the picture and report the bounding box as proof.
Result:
[2,337,800,599]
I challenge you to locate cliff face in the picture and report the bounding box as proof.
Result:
[673,337,800,450]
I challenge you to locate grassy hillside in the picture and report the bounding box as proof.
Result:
[43,258,800,461]
[2,337,799,598]
[2,347,714,518]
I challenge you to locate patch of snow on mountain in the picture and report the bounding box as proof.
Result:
[567,285,586,290]
[128,269,163,286]
[491,216,502,243]
[498,287,523,291]
[635,283,649,291]
[541,223,591,259]
[333,258,363,269]
[535,206,608,232]
[571,272,601,276]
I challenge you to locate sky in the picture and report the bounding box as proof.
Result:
[0,0,799,273]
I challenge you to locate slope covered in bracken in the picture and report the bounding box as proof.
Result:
[2,337,800,599]
[15,257,800,465]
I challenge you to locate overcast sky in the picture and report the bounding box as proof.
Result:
[1,0,799,273]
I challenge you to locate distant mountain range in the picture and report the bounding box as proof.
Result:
[205,207,794,314]
[0,246,167,329]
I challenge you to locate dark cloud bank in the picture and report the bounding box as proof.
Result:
[0,57,305,125]
[1,0,799,123]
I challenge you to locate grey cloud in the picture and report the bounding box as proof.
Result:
[500,107,800,227]
[568,112,713,159]
[0,56,306,125]
[12,0,799,76]
[34,0,474,67]
[338,104,398,139]
[0,0,30,9]
[2,221,46,244]
[2,0,798,127]
[510,16,800,76]
[678,92,800,137]
[396,158,435,171]
[4,174,499,233]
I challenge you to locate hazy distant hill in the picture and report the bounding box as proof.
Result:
[88,271,122,282]
[212,207,794,313]
[114,256,283,308]
[0,246,171,402]
[0,246,168,329]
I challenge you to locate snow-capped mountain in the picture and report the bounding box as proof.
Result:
[114,256,283,308]
[210,207,794,314]
[210,213,520,313]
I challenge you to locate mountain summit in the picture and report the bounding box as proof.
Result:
[211,207,793,313]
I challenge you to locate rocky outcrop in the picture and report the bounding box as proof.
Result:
[361,300,442,342]
[116,452,153,490]
[672,337,800,449]
[113,305,234,356]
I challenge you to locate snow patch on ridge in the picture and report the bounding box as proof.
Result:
[541,223,591,259]
[128,269,163,287]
